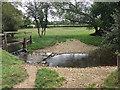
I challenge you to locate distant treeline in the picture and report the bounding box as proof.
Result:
[47,24,90,28]
[20,24,90,29]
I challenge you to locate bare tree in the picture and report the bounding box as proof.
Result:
[25,2,50,37]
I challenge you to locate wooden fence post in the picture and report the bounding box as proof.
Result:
[23,37,27,51]
[30,35,32,44]
[3,33,8,51]
[117,54,120,83]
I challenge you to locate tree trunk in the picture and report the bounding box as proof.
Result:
[40,28,44,38]
[34,18,41,37]
[93,26,102,36]
[38,28,41,37]
[44,28,46,37]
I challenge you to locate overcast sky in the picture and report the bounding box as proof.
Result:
[17,0,93,22]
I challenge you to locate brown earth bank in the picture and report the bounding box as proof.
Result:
[34,39,99,54]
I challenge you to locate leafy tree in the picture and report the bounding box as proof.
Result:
[53,2,119,36]
[22,16,32,28]
[103,9,120,54]
[2,2,23,31]
[52,2,103,35]
[90,2,118,32]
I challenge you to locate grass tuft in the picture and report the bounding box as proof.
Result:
[35,68,65,88]
[104,70,120,88]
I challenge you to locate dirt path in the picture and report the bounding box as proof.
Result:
[14,64,117,88]
[14,64,38,88]
[35,39,98,54]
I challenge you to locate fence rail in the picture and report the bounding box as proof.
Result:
[2,31,32,51]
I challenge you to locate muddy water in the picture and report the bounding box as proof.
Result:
[44,49,117,68]
[17,52,52,64]
[13,48,117,68]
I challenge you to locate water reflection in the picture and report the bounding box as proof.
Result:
[44,49,117,68]
[11,48,117,68]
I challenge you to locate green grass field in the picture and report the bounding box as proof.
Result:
[15,27,102,51]
[2,49,28,88]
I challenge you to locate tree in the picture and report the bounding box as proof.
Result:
[52,2,103,35]
[22,16,32,28]
[2,2,23,31]
[90,2,118,32]
[53,2,119,36]
[25,2,50,37]
[103,9,120,54]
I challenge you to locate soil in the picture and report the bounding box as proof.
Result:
[14,64,38,88]
[35,39,99,54]
[13,39,117,88]
[45,66,117,88]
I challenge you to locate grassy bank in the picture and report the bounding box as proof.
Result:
[2,49,28,88]
[35,68,65,88]
[16,27,102,51]
[103,70,120,88]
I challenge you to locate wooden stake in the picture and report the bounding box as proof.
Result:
[30,35,32,44]
[3,33,8,51]
[23,37,27,51]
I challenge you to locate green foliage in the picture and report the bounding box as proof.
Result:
[2,2,23,31]
[22,16,32,28]
[90,2,118,31]
[35,68,65,88]
[2,49,28,88]
[102,9,120,53]
[105,70,120,88]
[16,27,102,52]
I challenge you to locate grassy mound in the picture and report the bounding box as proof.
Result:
[35,68,65,88]
[2,49,28,88]
[104,70,120,88]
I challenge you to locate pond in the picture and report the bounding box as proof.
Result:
[44,51,117,68]
[11,48,117,68]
